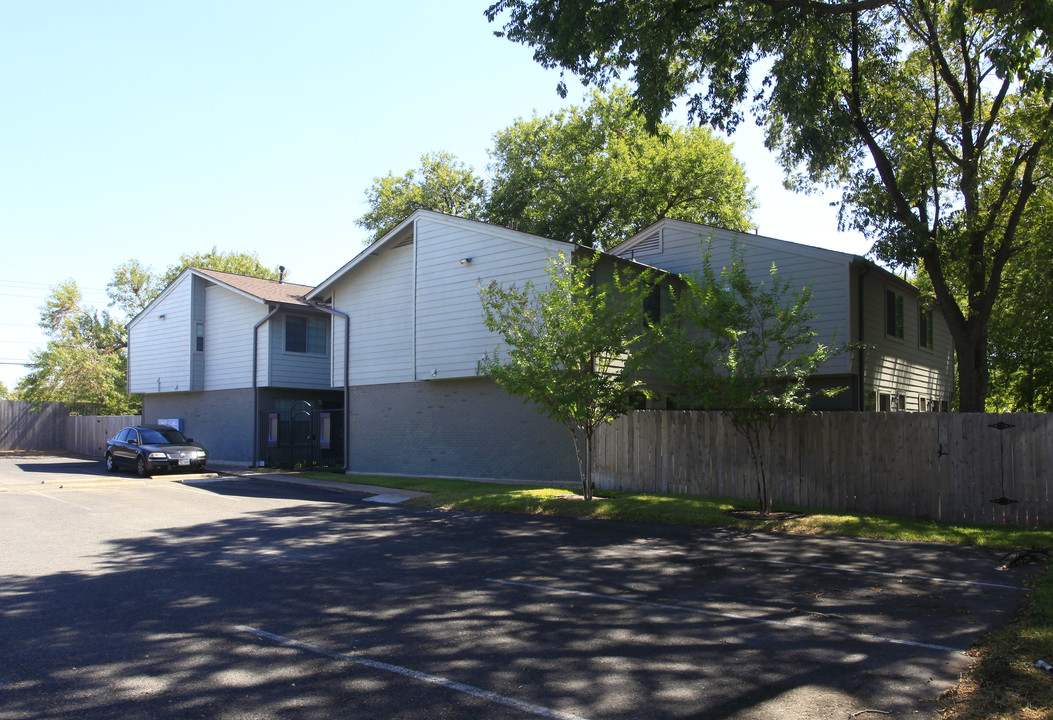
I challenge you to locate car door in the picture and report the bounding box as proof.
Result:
[113,428,138,468]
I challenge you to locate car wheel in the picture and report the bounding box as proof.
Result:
[105,452,117,473]
[136,455,149,478]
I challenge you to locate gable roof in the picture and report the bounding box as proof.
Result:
[190,267,315,306]
[308,209,578,300]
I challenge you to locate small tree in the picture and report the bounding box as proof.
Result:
[658,246,845,515]
[479,251,656,499]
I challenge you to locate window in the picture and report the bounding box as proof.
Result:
[643,286,661,324]
[319,412,331,450]
[195,322,204,352]
[267,413,279,447]
[864,390,877,411]
[885,289,904,338]
[285,315,327,354]
[878,392,905,411]
[919,307,934,349]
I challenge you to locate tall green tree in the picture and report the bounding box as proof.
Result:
[657,247,843,514]
[487,86,755,248]
[17,280,139,415]
[986,187,1053,411]
[479,252,657,499]
[357,152,488,242]
[487,0,1053,411]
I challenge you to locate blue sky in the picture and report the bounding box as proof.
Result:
[0,1,868,390]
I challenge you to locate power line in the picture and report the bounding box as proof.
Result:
[0,278,110,293]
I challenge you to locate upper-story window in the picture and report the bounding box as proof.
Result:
[285,315,327,354]
[919,307,934,349]
[885,289,904,339]
[195,322,204,352]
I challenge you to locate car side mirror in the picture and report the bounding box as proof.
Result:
[129,438,138,445]
[186,438,194,443]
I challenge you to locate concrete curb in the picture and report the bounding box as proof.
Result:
[185,472,429,504]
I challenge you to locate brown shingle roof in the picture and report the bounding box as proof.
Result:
[191,267,316,306]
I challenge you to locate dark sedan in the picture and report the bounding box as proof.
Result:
[105,425,208,477]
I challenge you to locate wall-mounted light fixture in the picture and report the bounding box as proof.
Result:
[157,313,166,320]
[431,369,438,377]
[459,257,472,265]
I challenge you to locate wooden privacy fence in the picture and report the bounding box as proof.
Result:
[65,414,143,457]
[594,411,1053,527]
[0,400,139,458]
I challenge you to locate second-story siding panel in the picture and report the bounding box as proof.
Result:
[202,284,268,391]
[414,218,558,379]
[267,310,332,389]
[128,273,193,394]
[858,271,954,410]
[620,222,853,376]
[329,241,415,387]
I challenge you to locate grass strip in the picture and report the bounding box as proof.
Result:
[299,471,1053,718]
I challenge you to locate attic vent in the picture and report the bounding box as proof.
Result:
[630,229,662,259]
[394,236,414,248]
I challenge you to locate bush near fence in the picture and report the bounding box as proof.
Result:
[0,400,140,458]
[594,410,1052,527]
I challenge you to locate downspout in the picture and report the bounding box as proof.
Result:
[253,304,283,468]
[312,303,351,472]
[856,263,869,410]
[412,216,419,380]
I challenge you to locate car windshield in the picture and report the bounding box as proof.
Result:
[139,428,188,445]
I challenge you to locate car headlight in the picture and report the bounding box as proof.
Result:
[148,452,168,460]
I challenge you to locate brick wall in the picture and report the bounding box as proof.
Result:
[348,377,579,483]
[143,389,254,467]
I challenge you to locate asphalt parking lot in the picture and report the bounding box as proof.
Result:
[0,453,1040,719]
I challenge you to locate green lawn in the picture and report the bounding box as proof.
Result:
[300,471,1053,719]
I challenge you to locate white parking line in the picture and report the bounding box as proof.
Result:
[236,625,591,720]
[29,490,93,511]
[486,578,967,654]
[756,558,1028,591]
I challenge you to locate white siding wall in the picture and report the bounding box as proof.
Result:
[203,284,268,390]
[329,241,415,386]
[414,218,557,379]
[860,274,954,410]
[128,273,193,394]
[618,222,854,375]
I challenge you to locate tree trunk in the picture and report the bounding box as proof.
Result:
[584,432,593,501]
[569,427,588,499]
[954,330,989,413]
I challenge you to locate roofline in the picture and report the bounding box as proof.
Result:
[612,217,858,264]
[850,256,924,294]
[127,267,315,330]
[307,209,580,299]
[127,267,199,330]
